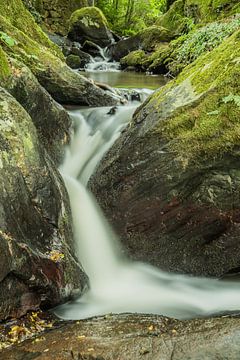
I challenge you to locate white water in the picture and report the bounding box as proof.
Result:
[55,95,240,320]
[85,46,120,72]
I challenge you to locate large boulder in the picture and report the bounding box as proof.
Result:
[31,0,89,35]
[68,7,114,47]
[90,30,240,277]
[3,58,71,165]
[110,26,172,61]
[0,88,87,320]
[2,314,240,359]
[0,1,118,106]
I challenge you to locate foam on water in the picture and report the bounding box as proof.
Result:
[55,95,240,320]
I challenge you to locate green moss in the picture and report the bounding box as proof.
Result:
[0,15,68,83]
[185,0,240,23]
[147,30,240,162]
[69,6,108,30]
[138,26,172,51]
[0,0,62,59]
[0,46,10,80]
[120,50,149,68]
[157,0,194,35]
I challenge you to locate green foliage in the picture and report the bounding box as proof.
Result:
[174,18,240,66]
[96,0,167,35]
[150,30,240,162]
[0,31,16,47]
[222,94,240,107]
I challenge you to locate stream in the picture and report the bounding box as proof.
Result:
[54,56,240,320]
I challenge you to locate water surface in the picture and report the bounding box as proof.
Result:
[80,70,167,89]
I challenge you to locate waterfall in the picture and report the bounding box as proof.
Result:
[85,46,120,72]
[54,96,240,320]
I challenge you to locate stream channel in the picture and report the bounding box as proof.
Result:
[54,54,240,321]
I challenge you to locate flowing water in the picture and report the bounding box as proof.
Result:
[81,46,167,89]
[54,86,240,321]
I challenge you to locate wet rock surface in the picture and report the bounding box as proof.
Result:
[0,88,87,320]
[68,7,114,48]
[1,313,240,359]
[90,32,240,277]
[3,58,71,165]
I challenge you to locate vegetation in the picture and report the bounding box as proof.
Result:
[150,30,240,162]
[95,0,167,35]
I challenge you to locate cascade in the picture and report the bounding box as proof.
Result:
[55,94,240,320]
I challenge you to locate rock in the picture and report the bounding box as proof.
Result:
[2,314,240,359]
[90,31,240,277]
[70,48,92,66]
[156,0,191,36]
[82,40,102,57]
[68,6,114,47]
[120,50,150,72]
[0,5,118,106]
[0,88,87,320]
[157,0,240,36]
[110,26,172,61]
[66,54,82,69]
[3,58,71,165]
[29,0,89,35]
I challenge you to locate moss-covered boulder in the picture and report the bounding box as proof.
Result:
[0,1,118,106]
[2,57,71,165]
[124,16,240,76]
[184,0,240,23]
[0,46,11,80]
[110,26,172,61]
[90,30,240,277]
[0,88,87,320]
[157,0,192,36]
[33,0,89,35]
[68,7,114,47]
[120,50,150,71]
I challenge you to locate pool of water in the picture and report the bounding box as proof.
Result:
[80,71,167,90]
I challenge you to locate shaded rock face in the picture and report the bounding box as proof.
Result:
[110,26,172,61]
[90,32,240,277]
[2,313,240,359]
[25,0,90,35]
[0,88,87,320]
[3,59,71,165]
[0,3,117,107]
[68,7,114,47]
[37,65,118,106]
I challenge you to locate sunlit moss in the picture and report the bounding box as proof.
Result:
[145,30,240,162]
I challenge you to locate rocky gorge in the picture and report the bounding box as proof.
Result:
[0,0,240,358]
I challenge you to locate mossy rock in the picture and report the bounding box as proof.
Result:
[68,6,113,47]
[0,46,11,80]
[90,30,240,277]
[110,26,172,61]
[0,87,87,319]
[0,0,62,58]
[3,57,71,165]
[38,0,89,35]
[156,0,192,35]
[66,54,83,69]
[184,0,240,23]
[120,50,149,70]
[138,26,173,51]
[0,13,117,106]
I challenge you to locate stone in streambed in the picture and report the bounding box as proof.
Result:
[68,7,114,47]
[2,314,240,359]
[0,88,87,320]
[3,58,71,165]
[0,1,118,106]
[90,30,240,277]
